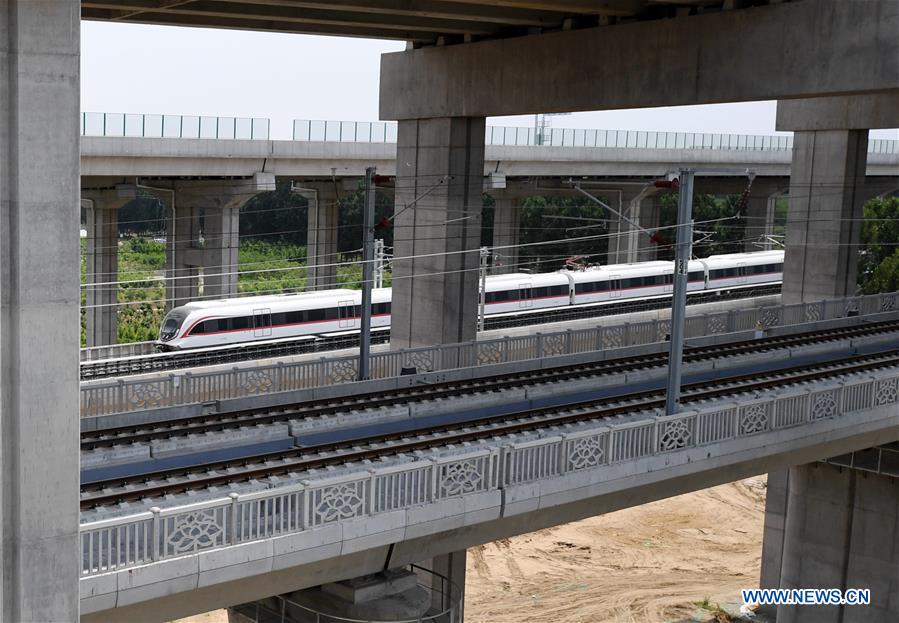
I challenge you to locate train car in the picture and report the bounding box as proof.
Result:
[158,288,392,350]
[568,259,710,305]
[157,250,785,351]
[699,250,784,290]
[483,271,572,313]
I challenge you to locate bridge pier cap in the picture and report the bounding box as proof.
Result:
[378,0,897,120]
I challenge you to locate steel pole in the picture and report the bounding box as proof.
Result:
[665,169,695,415]
[359,167,376,381]
[478,247,489,332]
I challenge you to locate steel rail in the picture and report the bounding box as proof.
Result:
[80,347,899,509]
[80,316,895,452]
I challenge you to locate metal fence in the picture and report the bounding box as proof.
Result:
[79,365,899,578]
[80,290,899,418]
[81,112,270,140]
[292,119,899,154]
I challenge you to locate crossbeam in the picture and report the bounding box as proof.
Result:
[380,0,899,119]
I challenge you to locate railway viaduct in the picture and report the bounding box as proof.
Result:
[2,1,898,621]
[78,130,899,346]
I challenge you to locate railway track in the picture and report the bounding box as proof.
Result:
[79,284,781,381]
[81,325,899,509]
[81,316,896,453]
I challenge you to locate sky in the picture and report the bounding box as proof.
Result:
[81,21,897,142]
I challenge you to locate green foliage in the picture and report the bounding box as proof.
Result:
[858,196,899,294]
[237,240,306,295]
[336,187,395,251]
[516,194,610,272]
[240,182,309,246]
[658,192,745,259]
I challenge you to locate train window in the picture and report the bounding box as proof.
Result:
[160,318,180,341]
[487,290,513,303]
[270,312,288,326]
[532,286,548,298]
[373,302,390,315]
[689,271,704,282]
[307,308,326,322]
[575,282,594,294]
[231,316,251,330]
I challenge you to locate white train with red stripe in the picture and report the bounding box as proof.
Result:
[157,250,783,350]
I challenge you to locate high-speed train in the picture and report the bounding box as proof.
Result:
[157,250,784,350]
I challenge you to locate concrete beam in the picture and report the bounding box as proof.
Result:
[0,0,81,620]
[380,0,899,119]
[777,91,899,132]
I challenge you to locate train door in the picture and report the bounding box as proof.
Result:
[737,262,748,284]
[663,269,674,294]
[609,274,622,299]
[338,300,355,328]
[253,308,272,338]
[519,282,533,309]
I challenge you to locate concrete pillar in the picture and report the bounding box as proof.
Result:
[607,189,661,265]
[0,1,81,620]
[83,192,129,346]
[492,196,520,274]
[391,117,486,350]
[299,183,340,291]
[166,203,201,308]
[744,192,780,252]
[782,130,868,304]
[163,175,274,308]
[758,469,790,619]
[201,203,240,299]
[778,462,899,622]
[418,550,466,617]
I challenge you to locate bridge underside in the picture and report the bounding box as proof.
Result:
[81,1,768,44]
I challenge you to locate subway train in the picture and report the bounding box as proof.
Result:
[156,250,784,351]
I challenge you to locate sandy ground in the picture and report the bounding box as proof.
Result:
[175,477,767,623]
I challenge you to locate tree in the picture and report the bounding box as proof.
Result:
[239,183,308,246]
[514,194,610,272]
[657,192,746,260]
[858,196,899,294]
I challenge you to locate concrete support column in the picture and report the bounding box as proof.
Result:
[166,204,201,309]
[492,196,521,274]
[757,469,790,619]
[0,1,81,620]
[607,190,660,265]
[391,117,486,350]
[83,192,129,346]
[782,130,868,304]
[202,204,240,299]
[163,175,274,308]
[778,462,899,622]
[418,550,466,617]
[744,192,780,251]
[300,183,340,291]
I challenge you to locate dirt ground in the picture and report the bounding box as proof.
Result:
[176,477,767,623]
